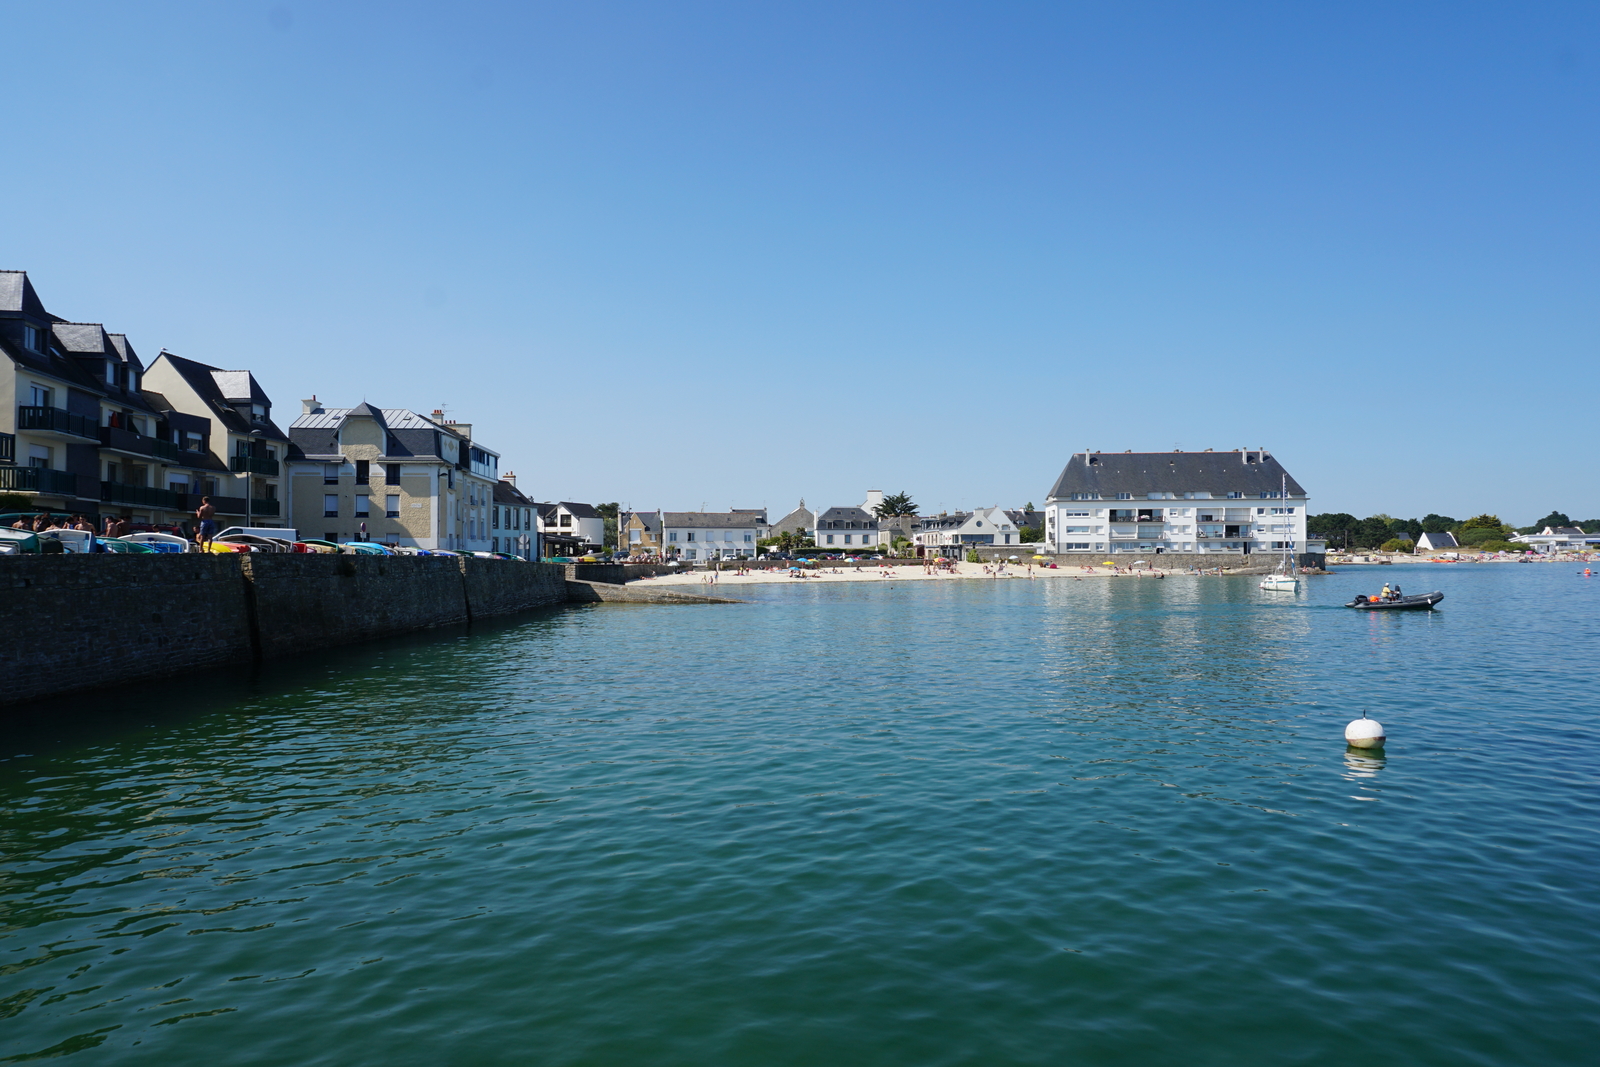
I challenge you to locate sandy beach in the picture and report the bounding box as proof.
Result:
[635,561,1190,588]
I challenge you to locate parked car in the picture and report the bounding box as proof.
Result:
[293,539,343,554]
[341,542,392,556]
[217,534,294,553]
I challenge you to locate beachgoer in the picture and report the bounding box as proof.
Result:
[195,497,217,547]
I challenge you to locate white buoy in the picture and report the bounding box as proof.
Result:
[1345,711,1386,749]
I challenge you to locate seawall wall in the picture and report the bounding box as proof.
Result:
[1,555,568,705]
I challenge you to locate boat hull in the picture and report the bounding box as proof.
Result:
[1345,592,1444,611]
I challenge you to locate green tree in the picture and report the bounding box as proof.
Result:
[1519,510,1571,534]
[1389,517,1423,541]
[1380,538,1414,554]
[595,502,620,549]
[1459,514,1503,532]
[966,549,981,563]
[1352,516,1395,549]
[1420,513,1457,533]
[1019,525,1044,543]
[0,493,36,514]
[1307,512,1358,549]
[874,492,919,518]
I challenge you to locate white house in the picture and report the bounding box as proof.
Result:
[663,510,765,560]
[1042,449,1312,556]
[1509,526,1596,554]
[1415,531,1459,552]
[813,505,883,550]
[537,501,604,551]
[913,506,1021,552]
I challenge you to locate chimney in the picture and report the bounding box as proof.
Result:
[501,471,516,486]
[863,489,884,512]
[301,395,322,415]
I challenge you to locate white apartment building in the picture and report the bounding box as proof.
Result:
[1043,449,1312,556]
[813,505,883,550]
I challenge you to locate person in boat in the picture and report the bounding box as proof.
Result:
[1380,582,1392,601]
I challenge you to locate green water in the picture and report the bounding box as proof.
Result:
[3,564,1598,1064]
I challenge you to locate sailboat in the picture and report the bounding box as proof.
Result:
[1259,474,1300,591]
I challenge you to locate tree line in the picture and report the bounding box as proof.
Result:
[1306,510,1598,553]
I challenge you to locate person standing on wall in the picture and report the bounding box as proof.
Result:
[195,497,216,548]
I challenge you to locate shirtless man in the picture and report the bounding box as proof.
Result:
[195,497,217,548]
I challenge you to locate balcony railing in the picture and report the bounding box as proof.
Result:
[0,466,79,495]
[100,425,181,462]
[101,482,182,509]
[17,406,98,439]
[231,454,281,476]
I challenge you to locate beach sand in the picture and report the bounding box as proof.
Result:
[635,562,1188,587]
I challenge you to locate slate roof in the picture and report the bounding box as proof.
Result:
[1005,509,1044,529]
[628,511,659,532]
[561,501,600,519]
[493,479,534,507]
[1553,526,1587,537]
[0,271,50,318]
[156,353,290,440]
[288,406,456,460]
[817,506,878,528]
[661,511,765,529]
[1047,451,1306,500]
[917,513,973,530]
[769,505,815,534]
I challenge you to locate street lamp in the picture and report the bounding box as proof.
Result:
[244,429,264,528]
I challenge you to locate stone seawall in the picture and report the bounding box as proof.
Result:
[1,556,569,705]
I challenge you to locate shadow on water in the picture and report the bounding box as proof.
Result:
[0,601,590,760]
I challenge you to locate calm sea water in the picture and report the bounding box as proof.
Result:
[3,563,1599,1065]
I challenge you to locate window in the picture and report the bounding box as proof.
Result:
[559,513,571,527]
[252,403,266,420]
[29,445,52,468]
[22,324,40,351]
[324,464,340,484]
[844,534,852,544]
[685,549,697,560]
[325,532,338,542]
[686,531,695,541]
[744,532,753,543]
[386,495,400,518]
[1115,493,1132,500]
[492,508,500,529]
[669,532,678,542]
[184,431,205,452]
[1227,492,1243,499]
[29,384,52,407]
[355,460,370,485]
[324,494,340,518]
[385,463,401,483]
[826,534,835,544]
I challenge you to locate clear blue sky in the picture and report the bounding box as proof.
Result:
[8,2,1597,523]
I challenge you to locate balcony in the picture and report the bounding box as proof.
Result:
[186,495,278,517]
[0,466,79,496]
[100,425,181,462]
[231,454,281,476]
[101,482,181,509]
[17,406,98,440]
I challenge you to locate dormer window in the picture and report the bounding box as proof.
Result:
[22,324,41,351]
[252,403,266,420]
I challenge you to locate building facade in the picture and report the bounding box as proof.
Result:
[491,473,538,557]
[536,502,604,554]
[662,510,765,560]
[813,505,883,550]
[2,270,289,531]
[912,507,1020,552]
[286,401,499,551]
[1043,449,1310,555]
[621,509,662,556]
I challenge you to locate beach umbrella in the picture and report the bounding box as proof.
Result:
[1102,561,1114,565]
